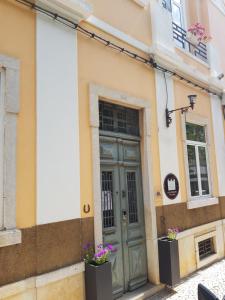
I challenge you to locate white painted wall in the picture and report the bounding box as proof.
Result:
[36,15,80,224]
[155,71,181,205]
[149,0,175,53]
[211,96,225,197]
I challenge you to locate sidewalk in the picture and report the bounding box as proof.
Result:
[148,259,225,300]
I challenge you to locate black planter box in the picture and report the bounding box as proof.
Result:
[158,238,180,286]
[85,262,113,300]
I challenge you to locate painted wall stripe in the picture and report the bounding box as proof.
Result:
[36,14,80,224]
[211,96,225,196]
[155,71,181,205]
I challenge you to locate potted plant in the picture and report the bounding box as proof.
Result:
[158,227,180,286]
[187,23,211,47]
[84,243,116,300]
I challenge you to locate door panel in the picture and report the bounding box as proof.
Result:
[100,136,147,298]
[101,164,124,297]
[123,167,147,291]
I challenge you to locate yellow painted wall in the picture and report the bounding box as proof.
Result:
[3,273,85,300]
[175,80,219,202]
[78,23,161,217]
[37,273,85,300]
[87,0,152,46]
[0,0,36,228]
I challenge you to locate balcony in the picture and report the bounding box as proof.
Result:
[172,22,208,63]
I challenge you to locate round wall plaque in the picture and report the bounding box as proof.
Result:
[163,173,179,200]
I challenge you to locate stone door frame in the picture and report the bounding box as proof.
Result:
[89,83,160,284]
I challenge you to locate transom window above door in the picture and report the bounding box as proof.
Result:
[186,122,211,198]
[99,101,139,136]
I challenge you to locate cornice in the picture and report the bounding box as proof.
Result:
[37,0,93,22]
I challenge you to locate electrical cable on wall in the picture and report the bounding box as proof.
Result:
[16,0,223,99]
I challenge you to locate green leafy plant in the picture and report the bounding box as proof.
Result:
[167,227,179,240]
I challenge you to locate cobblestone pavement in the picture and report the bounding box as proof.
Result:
[148,259,225,300]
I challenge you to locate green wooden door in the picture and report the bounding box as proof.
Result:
[100,136,147,299]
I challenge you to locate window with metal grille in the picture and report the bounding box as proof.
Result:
[198,238,214,260]
[101,171,114,228]
[127,172,138,223]
[99,101,139,136]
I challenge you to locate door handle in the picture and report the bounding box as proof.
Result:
[122,190,126,197]
[122,210,127,221]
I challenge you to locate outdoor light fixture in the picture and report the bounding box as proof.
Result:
[166,95,197,127]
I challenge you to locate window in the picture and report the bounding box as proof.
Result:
[198,238,215,260]
[195,231,218,268]
[99,101,139,137]
[186,122,210,198]
[101,171,115,228]
[162,0,184,26]
[171,0,184,27]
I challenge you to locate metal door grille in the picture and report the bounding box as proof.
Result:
[198,238,214,260]
[99,101,139,136]
[127,172,138,223]
[101,171,114,228]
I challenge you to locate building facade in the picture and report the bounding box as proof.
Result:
[0,0,225,299]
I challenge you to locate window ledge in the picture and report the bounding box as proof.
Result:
[187,197,218,210]
[0,229,21,248]
[175,44,209,68]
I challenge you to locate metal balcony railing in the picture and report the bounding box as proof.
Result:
[172,22,207,62]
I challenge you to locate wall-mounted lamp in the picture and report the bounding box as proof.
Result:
[166,95,197,127]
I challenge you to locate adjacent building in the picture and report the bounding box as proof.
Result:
[0,0,225,299]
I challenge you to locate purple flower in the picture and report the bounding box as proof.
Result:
[106,244,113,251]
[83,242,92,250]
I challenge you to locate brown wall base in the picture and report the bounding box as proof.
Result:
[156,197,225,237]
[0,217,94,287]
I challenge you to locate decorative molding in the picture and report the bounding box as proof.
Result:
[0,55,20,230]
[36,262,84,287]
[177,219,223,239]
[37,0,93,21]
[0,229,21,248]
[181,113,215,206]
[175,45,209,69]
[89,83,160,284]
[86,16,151,53]
[187,197,219,209]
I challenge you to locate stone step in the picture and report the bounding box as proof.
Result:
[117,283,165,300]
